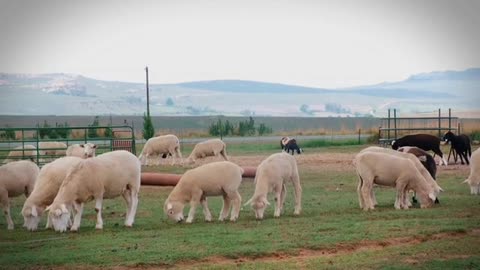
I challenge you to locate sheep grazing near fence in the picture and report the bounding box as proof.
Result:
[38,142,68,159]
[3,145,37,163]
[0,160,39,229]
[391,134,447,166]
[282,138,303,155]
[443,131,472,165]
[186,139,228,164]
[280,137,291,149]
[138,134,182,166]
[464,148,480,195]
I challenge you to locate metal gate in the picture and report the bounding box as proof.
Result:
[0,125,136,166]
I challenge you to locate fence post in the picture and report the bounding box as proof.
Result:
[387,109,391,141]
[394,109,397,139]
[358,128,361,144]
[438,108,441,138]
[448,108,451,131]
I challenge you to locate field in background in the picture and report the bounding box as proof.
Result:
[1,144,479,269]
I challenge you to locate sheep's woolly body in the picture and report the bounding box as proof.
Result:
[22,156,83,231]
[354,151,436,210]
[39,142,68,157]
[245,152,302,219]
[165,161,243,223]
[139,134,182,165]
[187,139,228,164]
[47,150,141,232]
[4,145,37,163]
[0,160,39,229]
[465,148,480,194]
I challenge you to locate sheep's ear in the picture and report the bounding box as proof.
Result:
[60,204,69,214]
[391,140,396,146]
[167,203,173,210]
[92,144,97,149]
[262,197,270,206]
[428,192,436,201]
[45,205,52,212]
[31,206,38,217]
[418,155,427,162]
[463,179,469,184]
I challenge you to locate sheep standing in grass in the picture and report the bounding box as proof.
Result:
[354,152,437,210]
[38,142,68,159]
[46,150,141,232]
[464,148,480,195]
[245,153,302,219]
[66,143,97,159]
[22,156,83,231]
[186,139,228,164]
[3,145,37,163]
[164,161,243,223]
[0,160,39,229]
[138,134,182,166]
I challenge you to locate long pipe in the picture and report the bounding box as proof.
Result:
[141,166,257,186]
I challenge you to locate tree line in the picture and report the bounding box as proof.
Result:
[208,117,273,137]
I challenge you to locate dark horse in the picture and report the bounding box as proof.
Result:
[443,131,471,165]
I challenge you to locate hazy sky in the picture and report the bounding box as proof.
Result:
[1,0,479,88]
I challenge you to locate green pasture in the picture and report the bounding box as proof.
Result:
[0,145,479,269]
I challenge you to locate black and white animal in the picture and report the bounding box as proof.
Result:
[284,139,303,155]
[391,134,447,166]
[280,137,291,149]
[443,131,472,165]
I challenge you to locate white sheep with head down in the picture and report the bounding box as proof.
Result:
[354,151,438,210]
[164,161,243,223]
[46,150,141,233]
[464,148,480,195]
[186,138,228,164]
[3,145,37,163]
[0,160,39,230]
[22,156,83,231]
[245,152,302,219]
[138,134,182,166]
[66,143,97,159]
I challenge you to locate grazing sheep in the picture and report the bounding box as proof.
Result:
[280,137,291,149]
[38,142,68,159]
[443,131,472,165]
[22,156,83,231]
[0,160,39,229]
[354,152,437,210]
[245,153,302,219]
[391,134,447,166]
[164,161,244,223]
[186,139,228,164]
[361,146,442,205]
[397,146,437,180]
[283,139,303,155]
[3,145,37,163]
[138,134,182,166]
[66,143,97,159]
[464,148,480,195]
[46,150,141,232]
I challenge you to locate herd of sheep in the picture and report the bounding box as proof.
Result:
[0,133,479,233]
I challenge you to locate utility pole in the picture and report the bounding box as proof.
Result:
[145,66,150,117]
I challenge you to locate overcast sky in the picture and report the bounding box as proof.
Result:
[0,0,479,88]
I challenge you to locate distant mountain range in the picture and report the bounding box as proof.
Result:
[0,68,479,117]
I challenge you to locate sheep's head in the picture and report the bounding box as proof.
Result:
[416,190,436,208]
[443,131,454,143]
[81,143,97,158]
[46,203,71,232]
[391,140,399,150]
[247,196,270,220]
[22,205,42,231]
[164,200,185,222]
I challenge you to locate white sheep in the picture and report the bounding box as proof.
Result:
[360,146,443,206]
[138,134,182,166]
[164,161,244,223]
[464,148,480,195]
[65,143,97,159]
[354,151,437,210]
[186,138,228,164]
[3,145,37,163]
[38,141,68,158]
[46,150,141,232]
[245,152,302,219]
[22,156,83,231]
[0,160,39,229]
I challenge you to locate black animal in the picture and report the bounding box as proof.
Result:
[280,137,291,149]
[443,131,471,165]
[283,139,302,155]
[392,134,446,165]
[398,146,439,204]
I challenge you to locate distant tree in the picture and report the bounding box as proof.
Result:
[300,104,313,115]
[0,125,16,140]
[257,123,273,136]
[56,122,71,139]
[142,113,155,140]
[104,125,113,138]
[88,116,100,138]
[166,97,175,106]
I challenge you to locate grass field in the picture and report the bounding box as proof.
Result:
[0,144,479,269]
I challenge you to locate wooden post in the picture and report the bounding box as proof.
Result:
[145,66,150,117]
[358,128,361,144]
[438,108,441,138]
[394,109,397,139]
[387,109,391,141]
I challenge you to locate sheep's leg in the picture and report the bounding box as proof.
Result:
[94,198,104,229]
[370,187,377,206]
[228,191,242,222]
[123,186,138,227]
[200,197,212,222]
[280,184,287,211]
[220,149,229,161]
[394,182,407,210]
[360,179,374,210]
[274,184,283,218]
[122,189,132,224]
[219,194,231,221]
[292,173,302,215]
[186,191,202,223]
[0,191,14,230]
[70,202,84,232]
[357,175,365,209]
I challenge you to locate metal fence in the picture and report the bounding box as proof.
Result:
[379,108,459,146]
[0,125,135,166]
